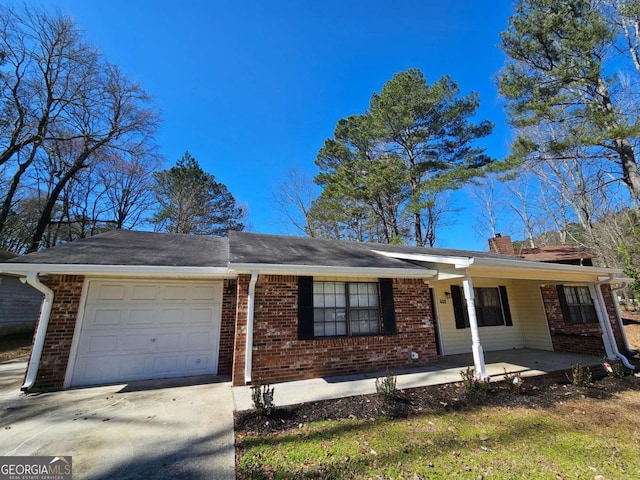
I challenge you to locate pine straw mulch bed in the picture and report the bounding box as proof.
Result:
[235,370,640,436]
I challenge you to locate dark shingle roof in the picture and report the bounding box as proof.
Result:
[228,231,514,269]
[5,230,229,267]
[2,230,522,271]
[0,249,17,261]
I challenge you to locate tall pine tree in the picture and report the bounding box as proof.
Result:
[152,152,244,235]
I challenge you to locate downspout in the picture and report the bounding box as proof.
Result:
[244,271,259,385]
[20,272,54,391]
[591,280,634,370]
[610,284,635,356]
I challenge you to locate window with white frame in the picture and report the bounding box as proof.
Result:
[313,281,380,337]
[451,284,513,329]
[559,285,598,324]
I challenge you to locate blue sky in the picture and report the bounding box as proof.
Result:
[33,1,514,250]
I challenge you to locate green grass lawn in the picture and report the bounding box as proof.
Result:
[237,389,640,479]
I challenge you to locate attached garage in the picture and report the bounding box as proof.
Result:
[70,279,223,387]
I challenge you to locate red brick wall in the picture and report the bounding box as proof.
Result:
[232,275,437,386]
[27,274,85,392]
[488,236,515,256]
[540,284,606,356]
[217,278,237,376]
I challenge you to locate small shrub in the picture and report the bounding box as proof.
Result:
[375,371,398,400]
[251,384,275,416]
[460,366,490,395]
[567,363,592,387]
[503,369,525,394]
[603,359,627,379]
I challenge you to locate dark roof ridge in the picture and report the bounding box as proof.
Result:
[228,230,520,261]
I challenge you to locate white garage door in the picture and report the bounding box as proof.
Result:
[71,279,223,387]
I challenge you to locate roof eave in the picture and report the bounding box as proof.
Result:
[0,263,232,277]
[470,257,626,282]
[228,262,438,278]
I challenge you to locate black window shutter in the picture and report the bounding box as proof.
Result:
[499,285,513,326]
[379,278,396,334]
[298,276,314,340]
[451,285,467,329]
[556,284,570,323]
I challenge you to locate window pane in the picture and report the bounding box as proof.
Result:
[350,309,380,335]
[565,287,579,304]
[349,283,378,308]
[482,307,503,326]
[313,282,324,307]
[313,302,347,337]
[577,287,592,305]
[481,288,500,307]
[324,321,336,336]
[563,286,597,324]
[581,305,597,324]
[474,287,504,327]
[313,281,380,338]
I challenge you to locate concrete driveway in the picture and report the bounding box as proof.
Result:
[0,360,235,479]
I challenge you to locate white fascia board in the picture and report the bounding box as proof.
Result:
[228,262,438,278]
[470,257,625,281]
[372,250,474,269]
[0,263,233,278]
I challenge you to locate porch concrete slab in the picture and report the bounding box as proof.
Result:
[437,349,602,376]
[1,361,235,480]
[232,349,602,411]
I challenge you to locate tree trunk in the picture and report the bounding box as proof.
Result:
[596,78,640,207]
[26,162,87,253]
[0,162,29,234]
[0,143,39,233]
[617,139,640,208]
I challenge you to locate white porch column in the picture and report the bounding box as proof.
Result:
[462,276,487,379]
[589,283,616,359]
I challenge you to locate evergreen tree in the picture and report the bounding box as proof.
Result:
[499,0,640,207]
[152,152,244,235]
[313,68,494,246]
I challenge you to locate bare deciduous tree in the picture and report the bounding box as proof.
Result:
[0,6,160,252]
[272,167,319,237]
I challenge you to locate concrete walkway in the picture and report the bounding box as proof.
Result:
[233,348,602,411]
[0,360,235,480]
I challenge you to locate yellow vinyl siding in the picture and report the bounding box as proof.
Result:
[433,279,525,355]
[509,280,553,350]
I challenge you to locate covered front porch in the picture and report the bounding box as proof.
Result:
[233,348,602,410]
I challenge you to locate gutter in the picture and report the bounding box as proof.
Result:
[20,272,54,391]
[244,271,259,385]
[229,262,437,278]
[0,263,231,277]
[473,256,625,276]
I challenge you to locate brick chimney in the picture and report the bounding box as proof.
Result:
[488,234,515,256]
